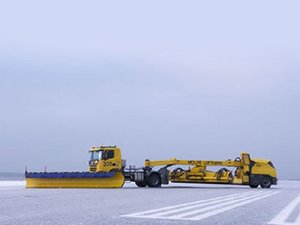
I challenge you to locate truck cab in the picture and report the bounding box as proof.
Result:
[89,146,123,172]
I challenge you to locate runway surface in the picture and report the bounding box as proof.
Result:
[0,181,299,225]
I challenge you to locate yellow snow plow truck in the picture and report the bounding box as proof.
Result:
[25,146,277,189]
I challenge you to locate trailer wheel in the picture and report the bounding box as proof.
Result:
[135,181,147,188]
[249,184,259,188]
[249,176,259,188]
[148,173,161,188]
[260,176,271,188]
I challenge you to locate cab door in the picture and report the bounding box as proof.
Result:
[101,150,118,172]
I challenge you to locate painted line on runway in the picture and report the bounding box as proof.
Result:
[268,193,300,225]
[123,191,257,217]
[140,191,263,218]
[122,190,279,221]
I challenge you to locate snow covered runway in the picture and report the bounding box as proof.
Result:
[0,181,299,225]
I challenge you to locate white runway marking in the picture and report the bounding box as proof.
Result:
[268,193,300,225]
[122,190,280,221]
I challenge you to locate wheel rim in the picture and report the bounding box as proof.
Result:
[151,175,159,186]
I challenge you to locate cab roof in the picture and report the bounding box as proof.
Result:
[89,146,118,152]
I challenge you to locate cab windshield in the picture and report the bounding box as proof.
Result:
[90,151,102,160]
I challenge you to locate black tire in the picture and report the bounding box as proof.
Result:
[135,181,147,188]
[260,176,272,188]
[147,173,161,188]
[249,176,259,188]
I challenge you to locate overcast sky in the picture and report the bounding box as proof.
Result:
[0,1,299,179]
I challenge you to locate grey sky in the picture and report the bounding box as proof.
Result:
[0,1,299,179]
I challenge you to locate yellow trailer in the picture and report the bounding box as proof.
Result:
[144,152,277,188]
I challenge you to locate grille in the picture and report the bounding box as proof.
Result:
[89,165,97,172]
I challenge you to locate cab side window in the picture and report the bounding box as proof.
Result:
[103,150,114,160]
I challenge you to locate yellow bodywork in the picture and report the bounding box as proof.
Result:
[89,146,122,172]
[26,172,125,188]
[252,158,277,178]
[145,152,277,186]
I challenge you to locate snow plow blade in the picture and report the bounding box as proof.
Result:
[25,171,125,188]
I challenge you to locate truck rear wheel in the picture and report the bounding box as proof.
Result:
[147,173,161,188]
[135,181,147,187]
[260,176,271,188]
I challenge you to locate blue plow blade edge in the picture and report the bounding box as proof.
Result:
[25,172,116,179]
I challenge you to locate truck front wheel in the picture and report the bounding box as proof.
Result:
[147,173,161,188]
